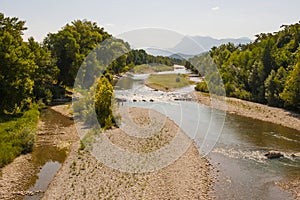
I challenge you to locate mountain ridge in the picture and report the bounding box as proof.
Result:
[145,35,252,59]
[169,35,251,57]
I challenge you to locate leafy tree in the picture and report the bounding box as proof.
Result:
[94,76,114,129]
[264,67,287,107]
[44,20,111,86]
[280,63,300,110]
[262,38,277,78]
[191,21,300,111]
[265,70,279,106]
[247,61,265,102]
[27,37,60,103]
[0,13,37,113]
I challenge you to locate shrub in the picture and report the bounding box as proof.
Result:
[0,104,39,168]
[195,81,209,93]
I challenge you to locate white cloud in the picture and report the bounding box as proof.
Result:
[211,6,220,11]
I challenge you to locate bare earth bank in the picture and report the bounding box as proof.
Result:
[0,154,36,200]
[191,91,300,132]
[43,107,214,199]
[2,93,300,199]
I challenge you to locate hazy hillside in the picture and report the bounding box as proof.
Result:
[145,36,251,59]
[169,36,251,56]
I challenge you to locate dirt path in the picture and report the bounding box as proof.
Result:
[43,107,214,199]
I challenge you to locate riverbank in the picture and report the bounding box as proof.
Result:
[133,64,174,74]
[0,105,77,200]
[279,178,300,199]
[0,154,36,199]
[0,105,39,168]
[145,73,192,92]
[191,91,300,132]
[191,91,300,198]
[43,106,214,199]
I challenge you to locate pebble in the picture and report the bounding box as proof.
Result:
[13,190,43,196]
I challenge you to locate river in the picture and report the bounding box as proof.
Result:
[23,108,72,200]
[21,67,300,199]
[114,68,300,199]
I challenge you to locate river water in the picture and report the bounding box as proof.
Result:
[114,69,300,199]
[21,67,299,199]
[23,109,72,200]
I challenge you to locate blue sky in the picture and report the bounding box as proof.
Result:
[1,0,300,41]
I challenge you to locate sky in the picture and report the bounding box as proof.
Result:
[1,0,300,42]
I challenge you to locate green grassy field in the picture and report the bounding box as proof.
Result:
[133,64,174,74]
[0,105,39,168]
[145,74,192,91]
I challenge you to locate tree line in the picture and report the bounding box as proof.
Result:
[0,12,182,165]
[189,22,300,112]
[0,13,178,114]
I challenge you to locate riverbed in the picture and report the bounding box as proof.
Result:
[23,108,75,199]
[1,67,299,199]
[114,69,300,199]
[0,107,77,200]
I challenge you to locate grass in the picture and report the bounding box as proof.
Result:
[133,64,174,74]
[0,104,39,168]
[79,129,98,151]
[145,73,192,92]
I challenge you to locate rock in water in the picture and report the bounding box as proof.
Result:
[291,152,300,158]
[264,151,284,159]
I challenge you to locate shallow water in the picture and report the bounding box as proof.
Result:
[115,71,300,199]
[211,113,300,199]
[23,108,72,199]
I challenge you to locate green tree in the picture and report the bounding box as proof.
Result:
[264,67,287,107]
[27,37,60,103]
[265,70,279,106]
[200,21,300,111]
[94,76,114,129]
[0,13,37,113]
[262,38,277,78]
[45,20,111,86]
[280,63,300,111]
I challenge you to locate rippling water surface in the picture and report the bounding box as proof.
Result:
[115,70,300,199]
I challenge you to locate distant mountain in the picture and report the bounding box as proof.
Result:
[169,36,252,57]
[169,53,197,60]
[144,36,252,59]
[144,48,174,57]
[144,49,197,60]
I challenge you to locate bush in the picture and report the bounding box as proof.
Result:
[0,104,39,168]
[195,81,209,93]
[95,77,115,129]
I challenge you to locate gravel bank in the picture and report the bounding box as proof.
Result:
[191,91,300,132]
[43,106,214,199]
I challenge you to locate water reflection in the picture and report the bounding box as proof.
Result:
[115,76,134,90]
[24,109,70,199]
[115,70,300,199]
[222,114,300,152]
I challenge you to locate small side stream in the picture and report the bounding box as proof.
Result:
[23,108,73,200]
